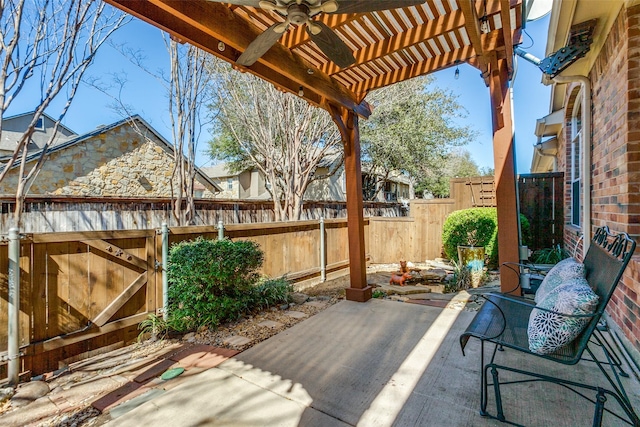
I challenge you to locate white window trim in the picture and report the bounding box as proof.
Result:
[570,93,583,228]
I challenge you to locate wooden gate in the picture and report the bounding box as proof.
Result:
[518,172,564,253]
[0,230,156,376]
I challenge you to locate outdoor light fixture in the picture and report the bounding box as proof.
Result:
[479,0,490,34]
[298,86,304,97]
[217,41,225,51]
[454,64,460,79]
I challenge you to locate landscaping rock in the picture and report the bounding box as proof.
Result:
[182,332,196,342]
[11,381,50,408]
[290,292,309,305]
[0,387,14,404]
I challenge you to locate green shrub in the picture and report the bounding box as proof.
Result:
[249,277,293,310]
[166,237,264,331]
[442,208,530,269]
[532,245,569,264]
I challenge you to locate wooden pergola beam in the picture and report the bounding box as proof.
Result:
[500,0,515,78]
[106,0,371,117]
[459,0,491,86]
[489,56,520,293]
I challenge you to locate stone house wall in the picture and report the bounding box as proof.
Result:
[0,121,217,198]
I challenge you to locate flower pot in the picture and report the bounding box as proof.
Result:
[457,245,485,288]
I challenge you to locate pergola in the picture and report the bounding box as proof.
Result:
[106,0,524,301]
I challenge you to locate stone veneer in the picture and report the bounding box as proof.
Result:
[0,121,217,198]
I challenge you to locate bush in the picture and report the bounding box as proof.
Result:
[442,208,530,269]
[167,237,264,331]
[532,245,570,264]
[249,277,293,310]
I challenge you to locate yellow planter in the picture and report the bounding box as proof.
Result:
[457,246,485,288]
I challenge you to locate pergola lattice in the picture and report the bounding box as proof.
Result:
[106,0,524,300]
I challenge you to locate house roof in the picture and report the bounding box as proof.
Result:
[201,163,238,179]
[20,115,223,192]
[2,110,77,136]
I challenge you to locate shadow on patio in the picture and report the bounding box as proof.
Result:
[107,298,640,426]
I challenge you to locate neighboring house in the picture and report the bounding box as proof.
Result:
[202,163,270,200]
[0,111,77,158]
[530,1,640,363]
[0,115,221,197]
[204,157,410,202]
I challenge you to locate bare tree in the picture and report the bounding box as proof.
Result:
[0,0,128,227]
[168,39,209,225]
[208,61,343,222]
[92,36,213,226]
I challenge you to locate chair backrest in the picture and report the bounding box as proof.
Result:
[573,226,636,352]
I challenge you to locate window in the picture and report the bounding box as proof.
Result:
[227,178,233,190]
[570,97,582,227]
[35,117,44,131]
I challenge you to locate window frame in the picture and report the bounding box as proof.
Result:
[570,94,583,228]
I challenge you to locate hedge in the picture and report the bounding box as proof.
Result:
[442,207,530,268]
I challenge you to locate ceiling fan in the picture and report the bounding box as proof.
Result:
[209,0,426,68]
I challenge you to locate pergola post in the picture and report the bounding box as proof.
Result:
[329,105,372,302]
[489,57,521,294]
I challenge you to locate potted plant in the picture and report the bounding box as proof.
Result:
[457,229,486,288]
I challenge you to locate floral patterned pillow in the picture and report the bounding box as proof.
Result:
[534,257,586,304]
[528,277,599,355]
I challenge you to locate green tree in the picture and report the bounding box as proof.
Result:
[207,60,342,221]
[419,149,482,198]
[360,75,475,200]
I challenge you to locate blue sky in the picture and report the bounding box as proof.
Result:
[6,8,550,174]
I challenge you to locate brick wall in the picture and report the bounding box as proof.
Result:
[587,5,640,352]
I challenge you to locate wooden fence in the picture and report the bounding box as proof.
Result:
[0,218,363,376]
[0,174,568,378]
[518,173,564,252]
[0,197,403,233]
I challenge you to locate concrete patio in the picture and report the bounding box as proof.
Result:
[104,298,640,426]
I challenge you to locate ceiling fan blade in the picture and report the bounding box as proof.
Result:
[332,0,426,14]
[236,24,284,66]
[206,0,263,7]
[307,21,355,68]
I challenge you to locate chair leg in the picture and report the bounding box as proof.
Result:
[592,389,606,427]
[479,341,489,416]
[491,365,505,422]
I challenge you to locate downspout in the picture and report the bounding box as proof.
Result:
[552,75,591,253]
[514,48,592,252]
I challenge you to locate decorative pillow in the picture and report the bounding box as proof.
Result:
[528,277,599,355]
[534,257,586,304]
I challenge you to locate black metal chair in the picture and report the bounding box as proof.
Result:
[460,226,639,426]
